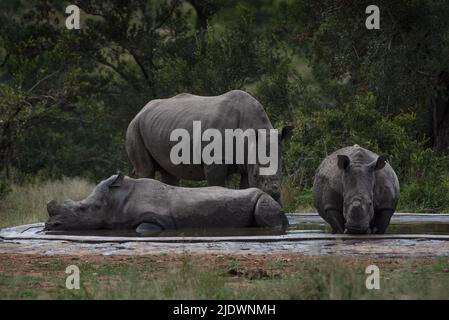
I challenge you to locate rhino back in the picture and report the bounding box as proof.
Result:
[126,178,264,228]
[168,186,264,228]
[133,90,273,178]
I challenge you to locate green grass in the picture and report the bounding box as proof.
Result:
[0,177,95,228]
[1,255,449,299]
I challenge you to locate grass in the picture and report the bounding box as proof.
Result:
[0,177,95,228]
[1,254,449,299]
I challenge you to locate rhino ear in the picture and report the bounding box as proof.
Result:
[374,155,388,171]
[337,155,350,170]
[109,172,124,188]
[280,125,293,141]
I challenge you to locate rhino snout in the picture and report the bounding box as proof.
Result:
[348,205,365,221]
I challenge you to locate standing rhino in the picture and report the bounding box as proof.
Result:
[126,90,292,204]
[313,145,399,234]
[45,173,289,231]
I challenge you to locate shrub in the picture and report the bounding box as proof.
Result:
[398,149,449,212]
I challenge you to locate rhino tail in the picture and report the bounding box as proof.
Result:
[254,193,289,228]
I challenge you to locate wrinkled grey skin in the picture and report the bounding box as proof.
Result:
[313,145,400,234]
[126,90,292,204]
[45,173,289,231]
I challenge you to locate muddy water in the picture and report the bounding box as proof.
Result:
[3,214,449,257]
[44,215,449,237]
[288,222,449,235]
[44,227,287,238]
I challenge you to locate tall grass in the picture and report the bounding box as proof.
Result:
[0,177,95,228]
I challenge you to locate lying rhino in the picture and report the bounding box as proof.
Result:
[313,145,399,234]
[126,90,292,204]
[45,173,288,231]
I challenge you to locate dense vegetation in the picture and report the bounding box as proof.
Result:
[0,0,448,213]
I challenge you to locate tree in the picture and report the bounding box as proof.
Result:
[287,0,449,155]
[0,0,292,182]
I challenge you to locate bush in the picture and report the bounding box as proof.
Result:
[399,149,449,212]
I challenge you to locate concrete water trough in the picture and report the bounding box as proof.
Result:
[1,213,449,257]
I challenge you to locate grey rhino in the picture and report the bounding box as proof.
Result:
[126,90,292,204]
[45,173,289,231]
[313,145,399,234]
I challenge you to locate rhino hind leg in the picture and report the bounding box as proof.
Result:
[254,194,289,228]
[126,123,156,179]
[372,209,394,234]
[204,164,227,187]
[320,209,345,234]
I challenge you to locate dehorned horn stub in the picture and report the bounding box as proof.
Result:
[109,171,125,188]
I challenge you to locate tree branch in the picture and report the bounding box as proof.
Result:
[26,69,61,93]
[94,56,142,92]
[152,0,181,32]
[0,52,9,68]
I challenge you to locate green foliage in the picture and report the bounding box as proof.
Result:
[287,0,449,156]
[0,0,293,186]
[399,149,449,212]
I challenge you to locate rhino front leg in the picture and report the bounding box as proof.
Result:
[204,164,227,186]
[240,173,249,189]
[372,209,394,234]
[254,194,288,228]
[321,209,345,234]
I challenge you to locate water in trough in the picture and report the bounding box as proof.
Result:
[3,214,449,257]
[43,214,449,237]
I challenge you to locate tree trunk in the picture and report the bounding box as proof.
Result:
[431,73,449,156]
[432,99,449,156]
[187,0,209,32]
